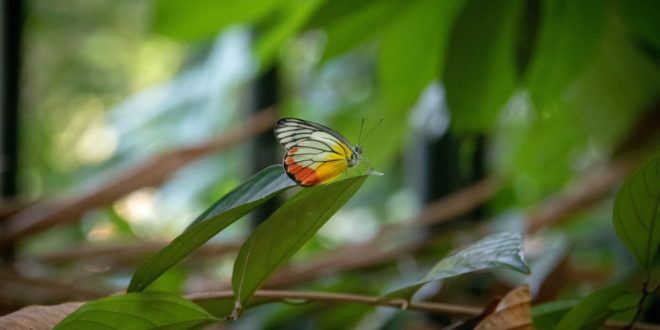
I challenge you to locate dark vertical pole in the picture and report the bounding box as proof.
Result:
[1,0,22,198]
[250,67,279,226]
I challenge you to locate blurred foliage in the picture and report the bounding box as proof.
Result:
[10,0,660,327]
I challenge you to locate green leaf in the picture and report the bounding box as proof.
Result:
[152,0,283,41]
[54,292,217,329]
[232,175,367,313]
[379,0,467,109]
[385,232,530,299]
[532,300,579,330]
[617,0,660,53]
[443,0,525,132]
[308,0,405,62]
[509,15,660,204]
[526,0,604,111]
[613,152,660,269]
[255,0,326,69]
[554,284,628,330]
[128,165,295,292]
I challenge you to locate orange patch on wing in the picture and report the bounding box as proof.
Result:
[285,147,320,186]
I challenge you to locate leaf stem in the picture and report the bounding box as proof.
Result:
[626,273,652,330]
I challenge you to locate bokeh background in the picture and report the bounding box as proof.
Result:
[1,0,659,328]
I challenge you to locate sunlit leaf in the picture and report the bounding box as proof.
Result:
[232,175,367,314]
[613,152,660,269]
[554,284,635,330]
[443,0,524,132]
[128,165,295,292]
[385,232,530,299]
[526,0,604,110]
[379,0,467,109]
[475,285,533,330]
[55,292,217,329]
[152,0,284,41]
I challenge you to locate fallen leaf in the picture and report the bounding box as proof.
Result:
[475,285,533,330]
[0,302,84,329]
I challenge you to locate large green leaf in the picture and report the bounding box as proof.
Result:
[443,0,524,132]
[613,153,660,269]
[128,165,295,292]
[231,175,367,314]
[525,0,604,110]
[379,0,467,109]
[54,292,217,329]
[308,0,404,62]
[385,232,530,299]
[617,0,660,53]
[152,0,284,41]
[509,14,660,204]
[554,285,635,330]
[254,0,326,69]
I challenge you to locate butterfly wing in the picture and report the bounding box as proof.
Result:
[275,118,354,187]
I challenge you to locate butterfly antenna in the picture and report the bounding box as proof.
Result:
[358,118,365,145]
[364,118,383,140]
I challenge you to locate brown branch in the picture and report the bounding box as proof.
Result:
[188,289,483,317]
[187,289,660,329]
[0,271,106,312]
[0,109,276,248]
[27,241,240,265]
[526,150,646,234]
[418,177,501,226]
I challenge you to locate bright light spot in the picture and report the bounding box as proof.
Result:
[75,120,119,165]
[87,222,117,241]
[386,190,420,223]
[114,188,158,225]
[52,97,107,171]
[319,207,379,244]
[130,37,183,91]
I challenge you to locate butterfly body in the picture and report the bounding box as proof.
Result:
[275,118,362,187]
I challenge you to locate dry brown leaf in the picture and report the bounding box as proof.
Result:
[474,285,533,330]
[0,302,83,329]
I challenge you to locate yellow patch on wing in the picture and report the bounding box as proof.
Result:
[314,159,349,184]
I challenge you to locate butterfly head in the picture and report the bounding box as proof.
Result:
[349,144,362,167]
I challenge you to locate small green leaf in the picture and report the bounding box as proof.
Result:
[152,0,284,41]
[443,0,524,132]
[613,152,660,269]
[385,232,530,299]
[554,284,628,330]
[232,175,367,313]
[54,292,217,330]
[379,0,467,109]
[128,165,295,292]
[526,0,604,111]
[532,299,579,330]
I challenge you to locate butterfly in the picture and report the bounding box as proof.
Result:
[274,118,363,187]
